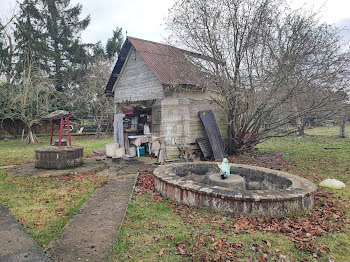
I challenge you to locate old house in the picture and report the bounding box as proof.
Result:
[104,36,223,158]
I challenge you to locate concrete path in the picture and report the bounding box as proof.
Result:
[47,158,154,262]
[0,203,51,262]
[0,165,17,170]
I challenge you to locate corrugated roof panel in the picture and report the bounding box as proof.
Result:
[128,37,202,86]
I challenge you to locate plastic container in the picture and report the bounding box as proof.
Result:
[139,146,145,156]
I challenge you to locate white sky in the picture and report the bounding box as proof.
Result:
[2,0,350,43]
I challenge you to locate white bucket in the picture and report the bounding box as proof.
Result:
[106,143,117,157]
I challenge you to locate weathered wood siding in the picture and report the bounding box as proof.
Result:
[113,47,164,103]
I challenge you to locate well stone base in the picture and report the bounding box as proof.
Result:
[35,146,84,169]
[208,173,246,191]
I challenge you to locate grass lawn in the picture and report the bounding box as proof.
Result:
[0,169,107,246]
[113,194,313,262]
[113,126,350,262]
[0,136,111,246]
[0,135,113,166]
[260,126,350,186]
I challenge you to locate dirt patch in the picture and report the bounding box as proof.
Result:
[7,158,106,178]
[107,157,158,174]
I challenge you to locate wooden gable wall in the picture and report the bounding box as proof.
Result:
[113,47,164,103]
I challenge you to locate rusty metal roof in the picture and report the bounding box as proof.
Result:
[105,37,206,95]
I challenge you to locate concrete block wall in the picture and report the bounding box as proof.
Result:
[158,93,226,159]
[160,97,191,158]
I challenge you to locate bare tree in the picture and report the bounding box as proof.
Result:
[3,62,55,144]
[77,57,114,138]
[166,0,350,154]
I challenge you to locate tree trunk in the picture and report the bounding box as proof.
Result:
[297,125,305,136]
[226,111,238,155]
[226,114,259,154]
[296,117,305,136]
[95,121,101,138]
[26,126,38,144]
[339,118,346,138]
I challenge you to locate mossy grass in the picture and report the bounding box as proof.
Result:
[0,169,107,246]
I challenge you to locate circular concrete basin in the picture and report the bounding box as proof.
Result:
[154,162,317,217]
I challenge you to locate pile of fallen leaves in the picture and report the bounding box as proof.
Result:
[135,170,155,194]
[135,170,347,257]
[170,191,346,254]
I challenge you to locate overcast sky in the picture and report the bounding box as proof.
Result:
[2,0,350,44]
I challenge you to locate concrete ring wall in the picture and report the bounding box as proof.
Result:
[35,146,84,169]
[153,162,317,217]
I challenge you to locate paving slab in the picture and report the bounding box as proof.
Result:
[0,203,51,262]
[7,158,106,178]
[47,159,149,262]
[0,165,17,170]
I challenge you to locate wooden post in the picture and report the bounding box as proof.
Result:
[66,117,72,146]
[58,117,63,147]
[124,133,130,154]
[113,114,118,143]
[114,113,125,147]
[50,119,54,145]
[114,104,125,147]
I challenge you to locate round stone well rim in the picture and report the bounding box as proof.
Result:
[35,145,84,152]
[35,145,84,169]
[153,162,317,203]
